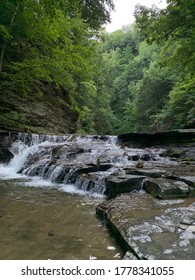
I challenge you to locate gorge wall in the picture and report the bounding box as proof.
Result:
[0,89,78,134]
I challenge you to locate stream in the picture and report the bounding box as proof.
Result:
[0,133,188,260]
[0,179,123,260]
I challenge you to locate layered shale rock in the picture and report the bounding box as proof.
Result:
[96,192,195,260]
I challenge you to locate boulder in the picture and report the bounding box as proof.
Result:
[105,174,146,198]
[143,178,190,199]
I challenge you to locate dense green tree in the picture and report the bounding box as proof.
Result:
[134,0,195,75]
[0,0,115,134]
[77,0,114,29]
[98,23,184,133]
[154,76,195,130]
[99,25,143,132]
[134,0,195,129]
[1,0,193,134]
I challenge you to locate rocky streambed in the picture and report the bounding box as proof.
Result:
[0,130,195,259]
[96,130,195,260]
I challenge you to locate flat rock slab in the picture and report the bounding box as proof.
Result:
[143,178,191,199]
[105,174,146,198]
[96,192,195,260]
[125,168,167,178]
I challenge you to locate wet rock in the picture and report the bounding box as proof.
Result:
[66,148,85,159]
[74,172,106,194]
[143,178,190,199]
[160,149,185,158]
[128,155,139,161]
[125,168,166,178]
[105,174,146,199]
[181,176,195,187]
[118,129,195,147]
[48,230,55,236]
[135,162,144,168]
[127,153,156,162]
[164,176,195,198]
[96,192,195,260]
[160,147,195,161]
[0,147,14,163]
[77,164,112,174]
[0,132,14,148]
[123,251,139,260]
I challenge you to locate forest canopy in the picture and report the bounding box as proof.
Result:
[0,0,194,134]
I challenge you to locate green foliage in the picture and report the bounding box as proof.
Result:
[133,0,195,130]
[1,1,95,93]
[0,0,115,134]
[155,76,195,129]
[98,25,144,133]
[77,0,114,29]
[1,0,193,134]
[134,0,195,75]
[98,26,176,133]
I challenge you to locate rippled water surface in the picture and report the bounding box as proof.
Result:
[0,179,123,260]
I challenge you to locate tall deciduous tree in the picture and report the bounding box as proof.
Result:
[134,0,195,129]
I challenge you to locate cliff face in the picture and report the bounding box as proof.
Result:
[0,88,78,134]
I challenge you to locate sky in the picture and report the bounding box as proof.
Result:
[105,0,167,32]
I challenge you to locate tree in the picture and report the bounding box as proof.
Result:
[0,0,115,133]
[77,0,114,29]
[134,0,195,75]
[134,0,195,129]
[154,76,195,130]
[98,25,143,133]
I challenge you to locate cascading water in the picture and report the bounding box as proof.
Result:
[0,134,124,259]
[0,133,172,196]
[0,132,178,260]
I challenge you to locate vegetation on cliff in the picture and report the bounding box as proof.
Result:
[0,0,114,133]
[0,0,194,134]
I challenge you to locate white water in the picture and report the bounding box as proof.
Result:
[0,134,115,197]
[0,133,173,197]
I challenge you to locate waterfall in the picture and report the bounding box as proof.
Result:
[0,134,120,196]
[0,133,172,196]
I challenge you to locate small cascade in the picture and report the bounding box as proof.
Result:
[0,132,173,196]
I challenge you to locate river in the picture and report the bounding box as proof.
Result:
[0,179,124,260]
[0,133,181,260]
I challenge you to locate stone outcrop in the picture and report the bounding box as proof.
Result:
[118,129,195,147]
[105,174,146,198]
[143,178,192,199]
[96,192,195,260]
[0,89,77,134]
[97,130,195,260]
